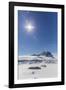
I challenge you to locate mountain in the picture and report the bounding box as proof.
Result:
[32,54,40,56]
[18,51,57,64]
[32,51,54,58]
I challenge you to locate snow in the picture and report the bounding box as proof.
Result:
[18,55,57,61]
[18,63,57,80]
[18,55,57,80]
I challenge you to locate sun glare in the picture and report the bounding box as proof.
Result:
[25,23,34,32]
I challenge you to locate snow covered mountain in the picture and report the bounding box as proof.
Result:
[18,51,57,64]
[32,51,54,58]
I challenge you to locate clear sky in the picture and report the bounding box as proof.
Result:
[18,10,57,56]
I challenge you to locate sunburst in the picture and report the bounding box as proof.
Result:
[25,22,34,32]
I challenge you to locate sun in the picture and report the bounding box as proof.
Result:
[25,22,34,32]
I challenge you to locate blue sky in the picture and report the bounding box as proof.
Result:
[18,10,57,56]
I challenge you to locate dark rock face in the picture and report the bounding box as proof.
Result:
[40,51,54,58]
[28,66,41,70]
[32,51,54,58]
[32,54,40,56]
